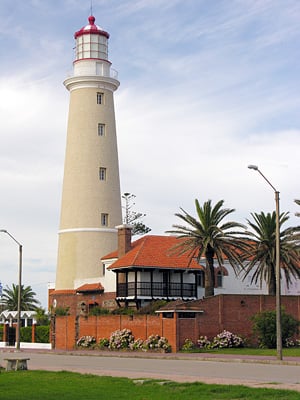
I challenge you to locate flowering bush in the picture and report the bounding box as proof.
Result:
[210,330,244,348]
[77,330,172,352]
[77,335,96,348]
[197,335,211,349]
[181,338,195,351]
[109,329,135,350]
[143,334,171,353]
[98,337,109,349]
[129,338,144,351]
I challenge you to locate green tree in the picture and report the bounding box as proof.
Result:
[242,211,300,295]
[34,307,50,326]
[167,199,248,297]
[122,193,151,236]
[1,284,40,311]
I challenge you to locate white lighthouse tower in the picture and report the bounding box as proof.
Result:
[55,15,122,291]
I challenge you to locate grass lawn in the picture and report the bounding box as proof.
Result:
[184,347,300,357]
[0,371,299,400]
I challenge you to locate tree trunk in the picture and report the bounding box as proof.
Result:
[268,264,276,296]
[204,249,215,297]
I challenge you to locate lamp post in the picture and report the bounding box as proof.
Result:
[248,165,282,360]
[0,230,23,351]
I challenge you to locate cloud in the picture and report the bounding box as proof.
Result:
[0,0,300,309]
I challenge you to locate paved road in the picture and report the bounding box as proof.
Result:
[2,350,300,392]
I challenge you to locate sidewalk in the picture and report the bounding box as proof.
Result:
[2,347,300,366]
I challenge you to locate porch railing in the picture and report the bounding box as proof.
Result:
[117,281,196,298]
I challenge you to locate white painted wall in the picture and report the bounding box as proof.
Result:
[100,259,300,298]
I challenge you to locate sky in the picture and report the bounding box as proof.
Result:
[0,0,300,308]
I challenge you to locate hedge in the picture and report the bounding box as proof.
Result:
[20,325,50,343]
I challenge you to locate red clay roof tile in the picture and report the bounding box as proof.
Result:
[76,283,104,292]
[105,235,203,270]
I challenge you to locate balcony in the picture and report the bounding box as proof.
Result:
[66,67,118,79]
[117,281,196,299]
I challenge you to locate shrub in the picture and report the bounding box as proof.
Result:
[211,330,244,348]
[143,334,171,353]
[89,307,110,316]
[98,337,109,349]
[252,309,299,348]
[181,338,196,351]
[18,326,50,343]
[197,335,211,349]
[20,326,32,342]
[78,329,172,353]
[285,337,295,348]
[35,326,50,343]
[77,335,96,348]
[111,308,135,315]
[129,338,144,351]
[54,306,70,316]
[109,329,134,350]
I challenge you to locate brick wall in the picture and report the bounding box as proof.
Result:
[54,316,76,350]
[49,290,117,316]
[53,295,300,352]
[177,294,300,349]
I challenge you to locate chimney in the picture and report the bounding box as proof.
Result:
[116,225,132,258]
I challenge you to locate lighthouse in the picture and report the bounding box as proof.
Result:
[55,16,122,291]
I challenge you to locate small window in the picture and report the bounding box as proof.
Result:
[99,167,106,181]
[97,92,103,104]
[101,213,108,226]
[162,312,174,319]
[178,312,196,319]
[217,271,223,288]
[196,271,204,287]
[98,123,105,136]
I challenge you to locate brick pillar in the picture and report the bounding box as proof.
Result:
[115,225,132,286]
[3,323,8,343]
[116,224,132,258]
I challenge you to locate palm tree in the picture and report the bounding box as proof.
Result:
[1,284,40,311]
[167,199,248,297]
[242,211,300,295]
[295,199,300,217]
[34,307,50,326]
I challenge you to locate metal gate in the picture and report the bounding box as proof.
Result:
[7,326,16,346]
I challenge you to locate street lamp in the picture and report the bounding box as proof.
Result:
[0,230,23,351]
[248,165,282,360]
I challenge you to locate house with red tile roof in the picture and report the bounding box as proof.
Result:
[102,227,204,308]
[100,226,249,309]
[101,225,300,310]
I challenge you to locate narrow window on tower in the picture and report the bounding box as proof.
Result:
[97,92,104,104]
[101,213,109,226]
[99,167,107,181]
[98,123,105,136]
